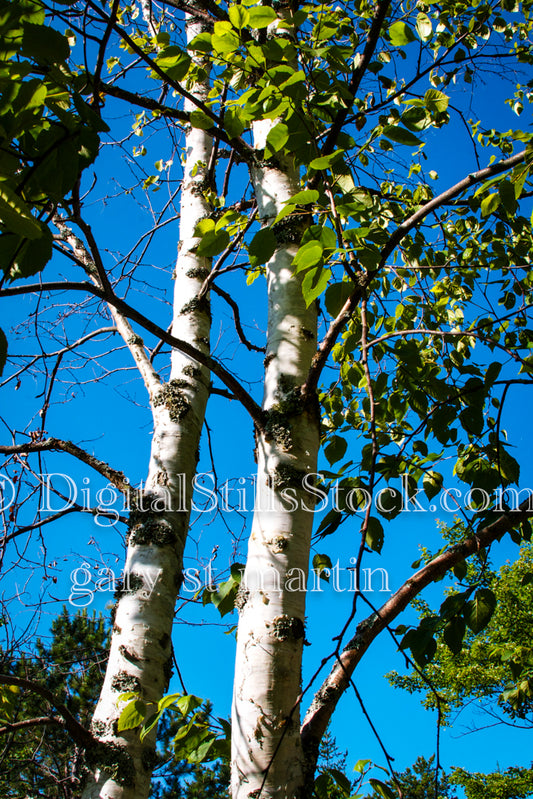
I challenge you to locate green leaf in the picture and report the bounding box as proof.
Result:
[22,22,70,63]
[0,227,53,280]
[324,435,347,465]
[224,106,245,139]
[264,122,289,158]
[423,470,443,501]
[293,240,323,271]
[196,229,230,257]
[401,624,438,666]
[248,6,277,28]
[443,616,466,655]
[0,183,42,239]
[156,692,183,711]
[286,190,319,206]
[423,88,449,113]
[480,192,500,217]
[452,560,467,580]
[176,694,203,715]
[139,710,163,741]
[315,508,343,538]
[388,20,417,46]
[383,126,422,146]
[485,361,502,387]
[312,553,332,581]
[26,135,80,202]
[416,12,432,40]
[365,516,384,554]
[155,47,191,81]
[369,778,396,799]
[212,29,240,55]
[463,588,497,634]
[117,698,146,731]
[188,32,213,52]
[0,685,20,723]
[309,150,344,170]
[301,265,330,307]
[190,110,213,130]
[499,179,517,215]
[249,227,277,267]
[327,767,352,793]
[0,328,6,377]
[194,218,215,236]
[325,281,354,317]
[229,4,250,29]
[211,565,243,617]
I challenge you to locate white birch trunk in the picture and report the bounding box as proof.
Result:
[231,141,320,798]
[81,17,213,799]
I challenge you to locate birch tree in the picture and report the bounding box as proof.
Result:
[1,0,533,797]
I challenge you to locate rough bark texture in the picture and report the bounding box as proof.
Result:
[81,17,213,799]
[231,138,320,798]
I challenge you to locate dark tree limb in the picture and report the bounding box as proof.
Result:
[0,281,264,426]
[300,497,533,767]
[0,675,94,749]
[211,283,265,353]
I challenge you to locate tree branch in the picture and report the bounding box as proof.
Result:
[0,716,65,735]
[98,79,190,123]
[314,0,392,165]
[0,675,94,749]
[54,215,162,399]
[303,278,365,397]
[0,438,130,495]
[301,497,533,755]
[304,148,530,396]
[378,149,529,268]
[161,0,225,22]
[0,281,264,426]
[211,283,265,353]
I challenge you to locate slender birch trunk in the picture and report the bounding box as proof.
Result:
[81,16,213,799]
[231,122,320,798]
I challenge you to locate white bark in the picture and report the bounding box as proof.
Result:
[231,148,320,798]
[81,17,213,799]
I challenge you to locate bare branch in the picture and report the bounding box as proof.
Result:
[0,438,130,494]
[54,215,162,399]
[98,80,189,123]
[211,284,265,353]
[0,327,117,390]
[0,281,264,425]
